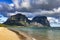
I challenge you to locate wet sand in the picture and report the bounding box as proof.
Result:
[0,27,20,40]
[1,27,60,40]
[0,27,33,40]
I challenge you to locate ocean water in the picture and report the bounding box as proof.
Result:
[8,27,60,40]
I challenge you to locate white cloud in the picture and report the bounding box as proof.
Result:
[0,0,60,17]
[53,7,60,13]
[34,0,48,5]
[47,17,60,27]
[47,17,59,23]
[12,0,20,9]
[21,2,31,9]
[21,0,30,8]
[0,3,15,12]
[12,0,31,9]
[0,15,7,23]
[9,3,14,7]
[0,4,3,9]
[8,4,15,10]
[32,7,60,16]
[7,13,16,16]
[12,0,48,9]
[28,18,33,20]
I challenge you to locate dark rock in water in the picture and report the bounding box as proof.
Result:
[4,13,29,26]
[31,16,50,27]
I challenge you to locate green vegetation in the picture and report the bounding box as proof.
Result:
[0,24,33,27]
[0,24,14,27]
[0,24,7,27]
[0,24,27,27]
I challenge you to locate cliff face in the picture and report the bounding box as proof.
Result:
[4,14,50,27]
[31,16,50,27]
[4,14,29,26]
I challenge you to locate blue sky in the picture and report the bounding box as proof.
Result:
[0,0,12,3]
[0,0,12,23]
[0,0,60,27]
[0,14,7,23]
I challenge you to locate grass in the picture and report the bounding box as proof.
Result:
[0,24,7,27]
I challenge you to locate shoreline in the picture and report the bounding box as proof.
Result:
[0,27,34,40]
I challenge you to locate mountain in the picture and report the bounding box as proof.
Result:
[31,16,50,27]
[4,14,50,27]
[3,13,30,26]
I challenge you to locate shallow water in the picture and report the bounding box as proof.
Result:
[8,27,60,40]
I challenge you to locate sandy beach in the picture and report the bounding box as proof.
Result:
[0,27,21,40]
[0,27,33,40]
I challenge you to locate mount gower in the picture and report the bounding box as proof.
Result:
[4,13,50,27]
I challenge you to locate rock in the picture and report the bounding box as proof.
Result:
[3,13,50,27]
[31,16,50,27]
[4,13,29,26]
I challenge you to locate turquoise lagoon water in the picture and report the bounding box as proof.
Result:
[8,27,60,40]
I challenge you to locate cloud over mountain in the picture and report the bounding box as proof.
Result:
[12,0,60,10]
[0,0,60,17]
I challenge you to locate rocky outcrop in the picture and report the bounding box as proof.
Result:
[4,14,50,27]
[31,16,50,27]
[4,14,29,26]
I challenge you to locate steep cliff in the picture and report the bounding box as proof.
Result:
[4,14,50,27]
[31,16,50,27]
[4,14,29,26]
